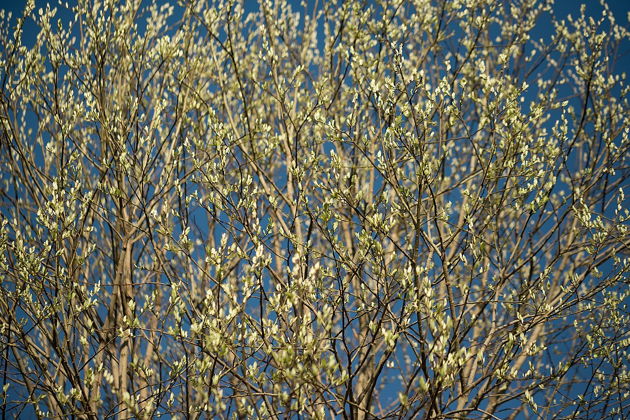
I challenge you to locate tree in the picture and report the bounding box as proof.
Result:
[0,0,628,418]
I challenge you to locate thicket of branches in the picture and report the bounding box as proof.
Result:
[0,0,629,418]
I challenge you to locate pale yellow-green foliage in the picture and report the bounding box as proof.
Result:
[0,0,628,418]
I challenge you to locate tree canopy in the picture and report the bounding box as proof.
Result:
[0,0,629,418]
